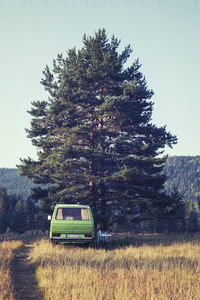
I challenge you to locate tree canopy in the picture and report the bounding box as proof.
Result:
[18,29,177,229]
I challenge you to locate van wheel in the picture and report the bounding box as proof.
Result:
[50,239,57,245]
[91,239,98,248]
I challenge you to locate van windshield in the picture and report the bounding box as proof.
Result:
[56,208,90,221]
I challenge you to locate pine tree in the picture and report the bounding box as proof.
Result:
[18,29,177,230]
[0,187,10,233]
[165,187,185,232]
[11,200,27,233]
[184,200,198,233]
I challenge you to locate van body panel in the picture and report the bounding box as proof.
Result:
[50,204,95,244]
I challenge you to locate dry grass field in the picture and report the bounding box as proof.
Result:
[0,240,22,300]
[30,234,200,300]
[0,235,199,300]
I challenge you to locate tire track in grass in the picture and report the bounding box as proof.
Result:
[12,240,43,300]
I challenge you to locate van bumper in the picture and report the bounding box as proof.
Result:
[50,238,94,244]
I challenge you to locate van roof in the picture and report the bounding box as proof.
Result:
[55,204,90,208]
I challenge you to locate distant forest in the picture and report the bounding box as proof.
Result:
[0,156,199,204]
[0,168,34,200]
[164,156,200,204]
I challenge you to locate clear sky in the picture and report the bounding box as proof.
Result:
[0,0,200,168]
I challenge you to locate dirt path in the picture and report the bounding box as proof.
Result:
[12,241,43,300]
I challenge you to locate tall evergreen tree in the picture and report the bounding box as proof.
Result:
[18,29,177,229]
[184,200,199,233]
[0,187,10,233]
[165,187,185,232]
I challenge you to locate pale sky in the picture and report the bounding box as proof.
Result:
[0,0,200,168]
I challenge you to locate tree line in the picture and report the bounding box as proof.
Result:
[0,154,199,234]
[0,186,49,234]
[1,155,199,207]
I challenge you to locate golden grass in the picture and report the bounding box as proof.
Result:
[0,240,22,300]
[30,235,200,300]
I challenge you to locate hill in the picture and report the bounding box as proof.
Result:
[0,156,199,203]
[0,168,34,200]
[164,156,200,203]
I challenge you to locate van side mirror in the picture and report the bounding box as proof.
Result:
[48,215,51,221]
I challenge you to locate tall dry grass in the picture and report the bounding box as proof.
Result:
[31,235,200,300]
[0,240,22,300]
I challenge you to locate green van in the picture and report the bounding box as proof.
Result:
[49,204,95,244]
